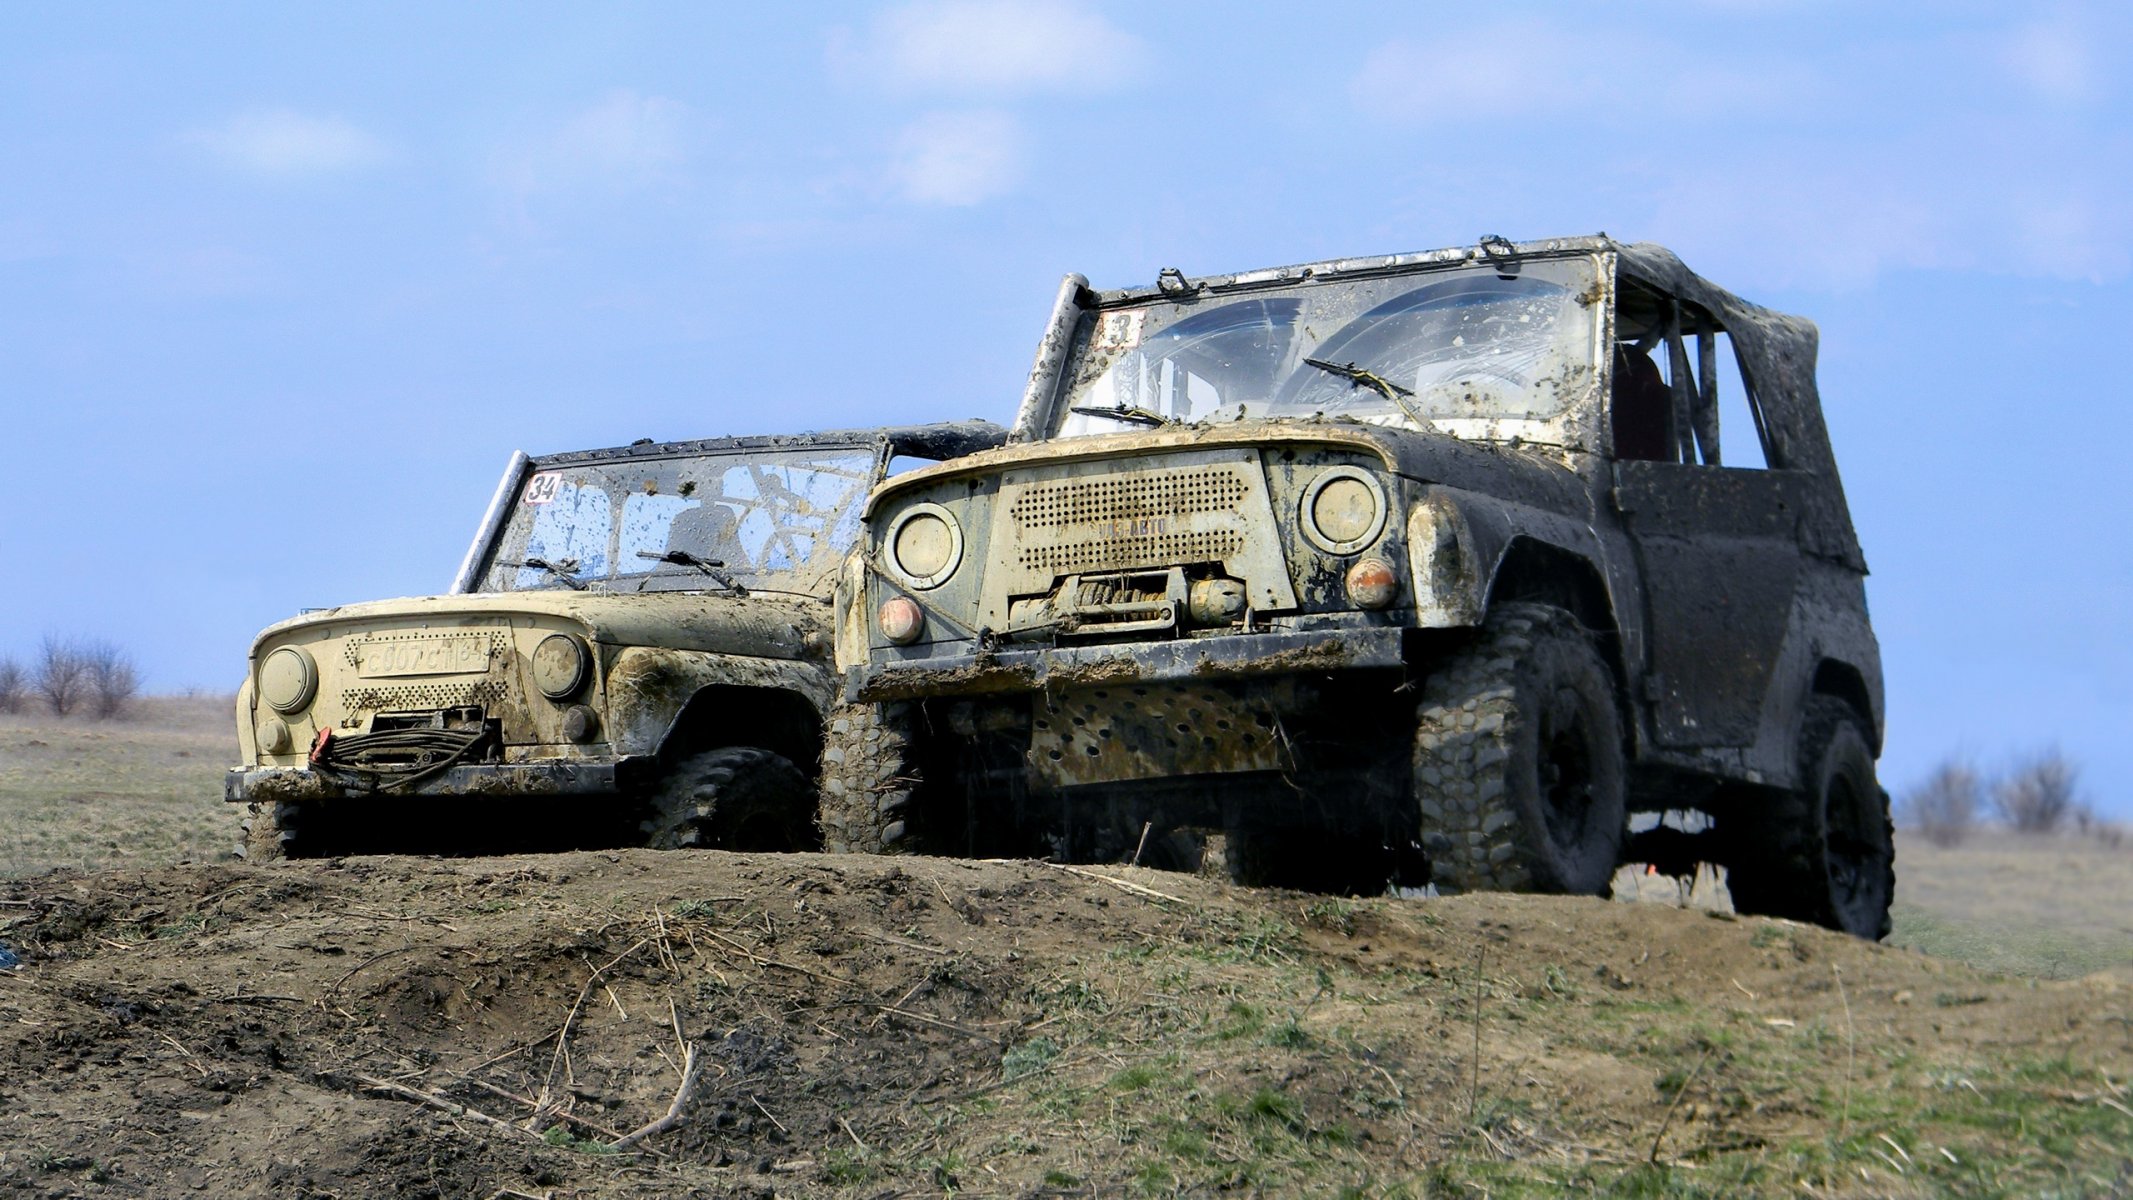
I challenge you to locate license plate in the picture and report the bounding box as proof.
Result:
[352,635,494,678]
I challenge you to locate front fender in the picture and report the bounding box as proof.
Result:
[603,646,836,756]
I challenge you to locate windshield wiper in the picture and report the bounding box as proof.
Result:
[1303,358,1414,401]
[1069,404,1172,428]
[636,549,748,596]
[509,557,586,590]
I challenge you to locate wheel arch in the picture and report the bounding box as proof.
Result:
[655,685,825,775]
[1809,658,1881,755]
[1483,537,1628,690]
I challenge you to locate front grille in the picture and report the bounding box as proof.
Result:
[1019,529,1245,576]
[342,679,508,712]
[981,449,1300,616]
[1010,469,1248,528]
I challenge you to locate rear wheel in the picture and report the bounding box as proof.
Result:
[1723,697,1894,939]
[1415,603,1627,895]
[642,747,816,851]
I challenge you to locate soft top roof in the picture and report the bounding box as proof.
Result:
[1049,236,1858,570]
[528,419,1007,470]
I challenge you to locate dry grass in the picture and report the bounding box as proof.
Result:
[0,693,237,878]
[4,704,2129,985]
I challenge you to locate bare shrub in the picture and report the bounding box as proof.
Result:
[2071,803,2126,850]
[0,657,24,713]
[1994,748,2081,834]
[34,635,88,717]
[1900,760,1984,847]
[81,640,142,720]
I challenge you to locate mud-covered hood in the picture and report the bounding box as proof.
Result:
[866,418,1586,516]
[251,590,830,662]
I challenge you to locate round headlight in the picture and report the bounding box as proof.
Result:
[884,502,963,589]
[531,633,591,700]
[1300,467,1388,555]
[259,647,318,714]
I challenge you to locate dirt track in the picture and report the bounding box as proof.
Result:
[1,850,2127,1198]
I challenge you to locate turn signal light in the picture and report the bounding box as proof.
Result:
[879,596,925,645]
[1346,558,1398,609]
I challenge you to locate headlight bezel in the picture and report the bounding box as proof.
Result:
[1299,466,1389,555]
[259,646,318,714]
[531,632,592,701]
[881,501,964,590]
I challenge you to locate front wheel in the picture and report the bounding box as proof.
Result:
[1723,697,1894,940]
[1414,603,1628,896]
[642,747,816,851]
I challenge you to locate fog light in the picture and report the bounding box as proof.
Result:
[257,717,291,755]
[879,596,925,645]
[1188,578,1248,625]
[562,704,600,743]
[1346,558,1398,609]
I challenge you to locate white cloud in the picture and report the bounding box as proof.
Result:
[541,90,695,190]
[840,0,1143,96]
[490,90,703,229]
[184,110,389,176]
[891,110,1024,205]
[2001,19,2102,105]
[1349,21,1819,125]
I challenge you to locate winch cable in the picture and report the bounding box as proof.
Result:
[312,727,489,794]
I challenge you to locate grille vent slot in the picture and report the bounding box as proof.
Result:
[1019,530,1245,576]
[1010,470,1248,528]
[342,680,507,712]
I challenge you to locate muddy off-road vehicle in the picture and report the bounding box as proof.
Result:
[228,422,1003,860]
[827,235,1894,938]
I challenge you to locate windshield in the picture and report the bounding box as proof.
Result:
[478,445,878,596]
[1055,256,1601,439]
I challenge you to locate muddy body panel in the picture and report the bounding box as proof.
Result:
[851,237,1881,881]
[229,423,1006,850]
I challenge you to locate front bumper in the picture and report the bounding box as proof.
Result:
[225,758,641,805]
[852,625,1408,703]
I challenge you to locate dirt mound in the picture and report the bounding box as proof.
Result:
[2,851,2127,1198]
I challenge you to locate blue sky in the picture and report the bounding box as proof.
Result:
[4,2,2129,815]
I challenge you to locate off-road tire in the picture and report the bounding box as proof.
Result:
[1415,602,1627,895]
[1722,697,1894,940]
[239,801,300,862]
[817,702,919,854]
[642,747,815,852]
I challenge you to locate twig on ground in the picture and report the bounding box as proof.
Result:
[839,1116,869,1153]
[751,1095,789,1134]
[326,946,427,998]
[1130,822,1153,867]
[158,1032,210,1078]
[859,928,950,956]
[354,1073,538,1140]
[870,1004,1003,1043]
[457,1077,633,1143]
[608,1044,704,1152]
[1043,862,1186,905]
[1649,1044,1715,1163]
[536,939,650,1121]
[701,928,855,985]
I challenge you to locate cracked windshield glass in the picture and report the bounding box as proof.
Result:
[482,446,876,595]
[1056,256,1601,439]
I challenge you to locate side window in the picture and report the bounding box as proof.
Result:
[1611,284,1774,469]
